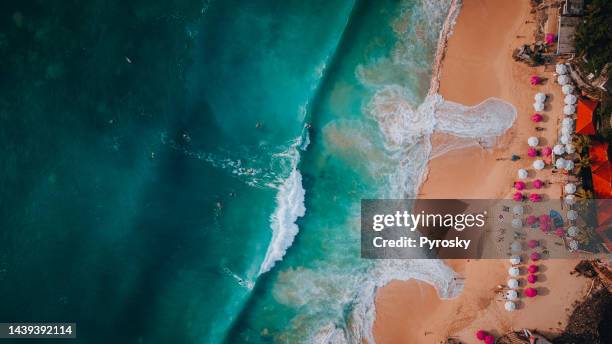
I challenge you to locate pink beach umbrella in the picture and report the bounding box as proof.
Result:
[530,252,541,261]
[527,147,537,157]
[539,215,550,223]
[542,146,552,156]
[528,264,539,273]
[476,330,487,340]
[528,239,539,248]
[531,113,543,122]
[525,287,538,297]
[540,221,550,232]
[555,228,566,237]
[529,193,542,202]
[528,274,537,284]
[533,179,544,189]
[526,215,537,225]
[514,181,526,190]
[513,192,523,202]
[530,75,541,85]
[545,33,556,44]
[485,335,495,344]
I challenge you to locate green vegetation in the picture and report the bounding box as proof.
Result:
[575,0,612,75]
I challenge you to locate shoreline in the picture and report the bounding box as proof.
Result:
[373,1,591,343]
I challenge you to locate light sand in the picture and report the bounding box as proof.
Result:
[374,1,590,343]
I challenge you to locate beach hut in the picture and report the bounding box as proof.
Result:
[528,137,539,147]
[511,219,523,228]
[567,209,578,220]
[562,84,574,94]
[505,301,516,311]
[532,113,543,122]
[534,93,547,103]
[557,16,580,54]
[507,279,519,289]
[558,75,570,85]
[518,169,528,179]
[506,290,518,300]
[533,179,543,189]
[565,183,577,194]
[565,143,576,154]
[555,158,567,169]
[556,63,568,75]
[563,104,576,115]
[576,97,598,135]
[533,102,545,111]
[564,94,577,105]
[567,226,579,237]
[525,287,538,297]
[533,160,545,170]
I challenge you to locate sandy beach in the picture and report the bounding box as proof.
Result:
[374,0,591,343]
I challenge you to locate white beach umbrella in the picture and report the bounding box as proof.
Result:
[556,63,568,75]
[561,126,572,135]
[518,169,529,179]
[534,93,547,102]
[567,226,579,237]
[562,84,574,94]
[511,241,522,252]
[505,301,517,312]
[565,143,576,154]
[506,290,519,301]
[511,218,523,229]
[565,183,577,194]
[562,117,574,127]
[533,102,545,111]
[563,104,576,115]
[568,240,578,251]
[508,267,520,277]
[558,74,570,85]
[533,160,545,170]
[555,158,567,169]
[512,205,524,215]
[560,134,571,144]
[565,194,575,205]
[565,160,575,171]
[509,255,521,265]
[507,279,519,289]
[553,144,566,155]
[567,210,578,221]
[564,94,577,105]
[528,136,539,147]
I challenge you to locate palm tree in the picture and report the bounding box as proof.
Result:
[575,155,592,174]
[575,188,594,201]
[573,135,591,154]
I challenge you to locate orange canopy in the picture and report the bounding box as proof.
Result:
[590,141,612,199]
[576,97,598,135]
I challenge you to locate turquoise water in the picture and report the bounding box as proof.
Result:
[0,0,450,343]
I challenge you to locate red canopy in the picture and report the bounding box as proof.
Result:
[576,97,598,135]
[590,142,611,198]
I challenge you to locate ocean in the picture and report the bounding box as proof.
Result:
[0,0,514,343]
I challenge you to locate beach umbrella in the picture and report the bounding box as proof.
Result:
[485,336,495,344]
[528,274,537,284]
[518,169,528,179]
[556,63,568,75]
[528,239,539,248]
[525,287,538,297]
[513,192,524,201]
[476,330,487,341]
[555,228,566,237]
[558,75,570,85]
[553,144,565,155]
[562,84,574,94]
[509,256,521,265]
[542,146,552,156]
[567,226,579,237]
[505,301,517,311]
[539,214,551,223]
[564,160,575,171]
[514,181,526,190]
[528,136,539,147]
[562,118,574,127]
[560,134,571,145]
[528,264,538,273]
[534,93,547,103]
[506,290,518,300]
[508,267,520,277]
[533,102,545,111]
[565,143,576,154]
[528,147,537,157]
[563,104,576,115]
[565,195,575,205]
[569,240,578,251]
[529,193,542,202]
[512,205,524,215]
[533,179,544,189]
[561,126,572,136]
[555,158,567,169]
[564,183,576,194]
[526,215,537,225]
[511,218,523,228]
[511,241,522,252]
[564,94,577,105]
[533,160,545,170]
[531,113,543,122]
[530,75,541,85]
[546,33,556,44]
[567,210,578,220]
[530,252,541,261]
[507,278,519,289]
[540,221,550,232]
